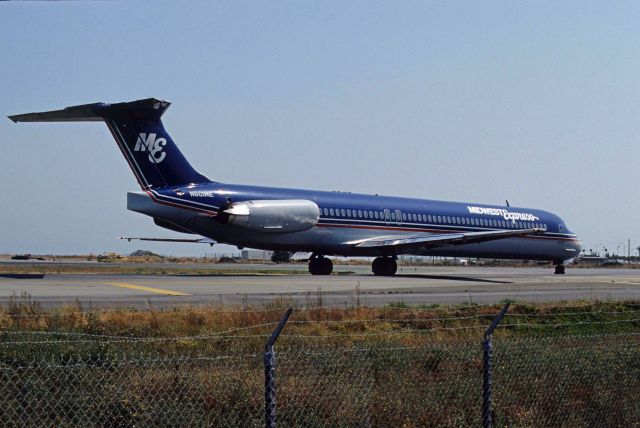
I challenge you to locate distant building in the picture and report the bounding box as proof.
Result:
[240,249,272,261]
[575,256,607,265]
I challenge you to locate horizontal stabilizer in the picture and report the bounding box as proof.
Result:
[8,98,170,123]
[8,103,105,123]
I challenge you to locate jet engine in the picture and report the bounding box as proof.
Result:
[221,199,320,233]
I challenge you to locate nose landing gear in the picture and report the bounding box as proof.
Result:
[554,263,566,275]
[308,255,333,275]
[372,256,397,276]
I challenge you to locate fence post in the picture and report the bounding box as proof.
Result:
[264,307,293,428]
[482,302,510,428]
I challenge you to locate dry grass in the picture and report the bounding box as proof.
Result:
[1,294,637,347]
[0,296,638,426]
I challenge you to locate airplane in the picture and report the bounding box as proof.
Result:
[9,98,581,275]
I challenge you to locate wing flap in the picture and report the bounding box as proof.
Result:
[119,237,216,245]
[347,228,545,253]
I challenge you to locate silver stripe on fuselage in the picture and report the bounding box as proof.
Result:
[316,218,577,240]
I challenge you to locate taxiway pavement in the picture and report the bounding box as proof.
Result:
[0,266,638,308]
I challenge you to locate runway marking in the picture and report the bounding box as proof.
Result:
[103,282,190,296]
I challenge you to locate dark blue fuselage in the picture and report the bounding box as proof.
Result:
[144,181,580,262]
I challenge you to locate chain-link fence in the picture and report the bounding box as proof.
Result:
[491,333,640,427]
[0,352,265,427]
[0,304,638,427]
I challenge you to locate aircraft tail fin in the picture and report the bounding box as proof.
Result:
[9,99,210,189]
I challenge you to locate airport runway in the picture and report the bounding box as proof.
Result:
[0,266,639,308]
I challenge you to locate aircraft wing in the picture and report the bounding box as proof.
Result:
[119,237,216,245]
[346,228,545,254]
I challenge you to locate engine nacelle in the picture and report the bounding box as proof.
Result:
[222,199,320,233]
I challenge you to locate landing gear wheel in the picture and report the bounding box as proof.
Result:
[320,257,333,275]
[554,264,565,275]
[309,256,333,275]
[372,257,397,276]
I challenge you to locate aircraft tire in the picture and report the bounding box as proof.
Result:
[385,257,397,276]
[320,257,333,275]
[372,257,384,275]
[372,257,397,276]
[554,264,565,275]
[309,256,332,275]
[309,257,321,275]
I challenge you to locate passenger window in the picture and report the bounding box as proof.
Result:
[363,211,368,219]
[437,216,442,223]
[341,209,346,217]
[374,211,379,219]
[346,209,351,217]
[391,212,396,221]
[358,210,363,218]
[369,211,374,218]
[428,215,433,222]
[402,213,407,221]
[323,208,328,216]
[329,208,334,216]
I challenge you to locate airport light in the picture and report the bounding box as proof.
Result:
[596,243,604,257]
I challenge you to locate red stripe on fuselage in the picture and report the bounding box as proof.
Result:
[143,189,218,216]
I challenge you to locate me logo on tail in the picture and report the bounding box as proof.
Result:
[134,133,167,164]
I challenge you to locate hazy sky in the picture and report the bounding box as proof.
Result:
[1,1,639,257]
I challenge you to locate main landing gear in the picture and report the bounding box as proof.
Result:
[554,263,566,275]
[308,255,333,275]
[372,256,397,276]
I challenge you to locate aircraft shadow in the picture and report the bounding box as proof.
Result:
[0,274,45,279]
[394,274,513,284]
